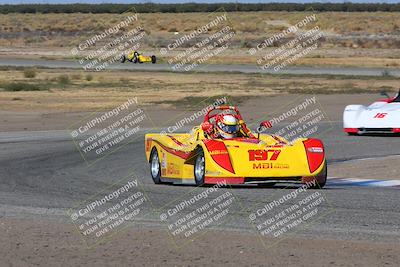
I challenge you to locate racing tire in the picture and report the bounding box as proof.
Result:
[311,162,327,189]
[133,56,138,64]
[149,148,162,184]
[151,55,156,64]
[194,148,205,186]
[120,55,126,63]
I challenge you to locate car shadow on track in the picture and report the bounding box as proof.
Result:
[161,183,338,190]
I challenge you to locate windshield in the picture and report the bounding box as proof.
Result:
[392,93,400,102]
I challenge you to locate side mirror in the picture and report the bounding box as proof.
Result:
[380,91,390,99]
[257,121,272,133]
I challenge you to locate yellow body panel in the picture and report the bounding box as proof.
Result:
[145,127,325,183]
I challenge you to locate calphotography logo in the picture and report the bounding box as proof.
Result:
[247,181,333,248]
[160,9,235,72]
[159,96,227,136]
[257,96,333,144]
[70,8,147,71]
[68,175,152,247]
[69,97,152,165]
[251,13,323,72]
[158,181,243,247]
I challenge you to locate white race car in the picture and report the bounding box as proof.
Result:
[343,90,400,135]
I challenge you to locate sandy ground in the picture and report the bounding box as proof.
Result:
[0,94,383,132]
[329,155,400,180]
[1,217,399,267]
[1,47,400,68]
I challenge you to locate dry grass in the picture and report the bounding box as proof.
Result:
[2,12,399,36]
[1,12,399,68]
[0,68,398,112]
[1,11,400,49]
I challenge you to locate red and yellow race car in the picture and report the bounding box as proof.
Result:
[145,106,327,188]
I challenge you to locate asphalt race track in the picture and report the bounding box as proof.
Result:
[1,58,400,77]
[1,121,399,244]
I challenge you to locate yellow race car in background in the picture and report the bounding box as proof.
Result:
[145,106,327,188]
[120,51,156,64]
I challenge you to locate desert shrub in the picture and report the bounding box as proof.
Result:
[85,74,93,81]
[3,82,47,91]
[71,73,82,80]
[57,74,70,85]
[23,68,36,78]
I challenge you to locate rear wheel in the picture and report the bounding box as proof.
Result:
[120,55,126,63]
[194,148,205,186]
[149,148,162,184]
[311,162,327,189]
[151,55,156,64]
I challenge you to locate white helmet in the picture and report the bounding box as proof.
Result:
[216,114,239,139]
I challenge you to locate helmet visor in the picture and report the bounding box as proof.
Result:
[221,124,239,134]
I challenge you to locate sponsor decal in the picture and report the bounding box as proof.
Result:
[209,150,229,155]
[167,163,180,175]
[373,112,388,119]
[248,150,281,161]
[253,163,289,169]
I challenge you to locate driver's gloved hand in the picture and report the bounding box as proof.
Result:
[201,122,214,134]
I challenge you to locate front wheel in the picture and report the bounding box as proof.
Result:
[149,148,162,184]
[194,148,205,186]
[151,55,156,64]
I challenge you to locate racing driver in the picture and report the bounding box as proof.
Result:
[215,114,240,139]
